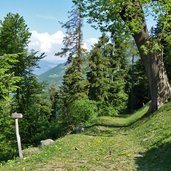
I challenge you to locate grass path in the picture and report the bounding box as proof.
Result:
[94,103,149,127]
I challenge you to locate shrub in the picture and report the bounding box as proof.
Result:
[67,98,97,126]
[97,102,118,117]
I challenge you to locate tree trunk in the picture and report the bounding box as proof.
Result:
[120,2,171,113]
[133,29,171,113]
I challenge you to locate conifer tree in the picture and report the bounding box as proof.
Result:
[48,83,60,120]
[87,34,111,103]
[87,33,128,115]
[0,13,51,146]
[57,3,87,103]
[0,54,20,161]
[127,58,149,112]
[108,32,129,114]
[56,3,88,127]
[0,13,45,112]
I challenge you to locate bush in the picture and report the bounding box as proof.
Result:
[97,102,118,117]
[67,99,97,126]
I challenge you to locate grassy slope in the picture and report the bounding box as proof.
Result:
[1,102,171,171]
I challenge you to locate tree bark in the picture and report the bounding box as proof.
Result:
[120,1,171,113]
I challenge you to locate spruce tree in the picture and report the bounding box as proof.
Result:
[0,13,51,146]
[48,83,60,120]
[87,33,128,116]
[87,34,111,103]
[108,32,129,114]
[0,54,20,161]
[127,58,149,112]
[56,3,88,127]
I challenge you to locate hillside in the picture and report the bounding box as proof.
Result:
[38,63,66,85]
[1,102,171,170]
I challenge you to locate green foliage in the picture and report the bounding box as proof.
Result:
[127,59,150,112]
[0,54,20,99]
[48,84,60,120]
[87,34,111,102]
[59,61,88,127]
[0,13,31,55]
[97,102,118,117]
[0,54,20,161]
[0,101,16,162]
[87,33,128,115]
[11,75,52,145]
[67,99,97,126]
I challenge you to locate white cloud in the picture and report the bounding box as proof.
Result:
[29,30,64,52]
[88,38,98,45]
[82,42,88,50]
[29,30,98,62]
[83,37,98,51]
[29,30,65,61]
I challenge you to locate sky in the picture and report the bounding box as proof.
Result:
[0,0,99,73]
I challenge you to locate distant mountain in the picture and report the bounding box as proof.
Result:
[34,60,66,75]
[39,63,66,85]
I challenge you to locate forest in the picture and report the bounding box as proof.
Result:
[0,0,171,167]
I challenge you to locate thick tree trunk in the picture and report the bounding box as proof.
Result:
[133,29,171,112]
[120,2,171,113]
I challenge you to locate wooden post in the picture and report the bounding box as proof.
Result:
[11,112,23,159]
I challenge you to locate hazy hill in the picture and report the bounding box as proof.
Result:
[39,63,66,85]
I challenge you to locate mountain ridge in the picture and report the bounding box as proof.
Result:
[38,63,66,85]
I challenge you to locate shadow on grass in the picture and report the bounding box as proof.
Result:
[84,103,150,130]
[135,142,171,171]
[85,123,125,128]
[83,125,126,137]
[83,116,147,137]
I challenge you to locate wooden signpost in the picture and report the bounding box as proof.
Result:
[11,112,23,159]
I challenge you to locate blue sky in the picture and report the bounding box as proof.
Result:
[0,0,73,33]
[0,0,99,73]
